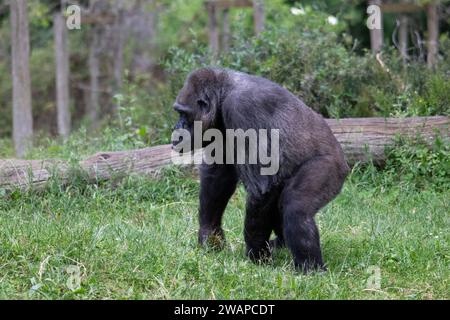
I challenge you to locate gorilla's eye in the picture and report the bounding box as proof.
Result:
[197,99,208,110]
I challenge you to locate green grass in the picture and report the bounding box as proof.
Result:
[0,166,448,300]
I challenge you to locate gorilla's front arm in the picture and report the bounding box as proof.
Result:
[198,163,238,248]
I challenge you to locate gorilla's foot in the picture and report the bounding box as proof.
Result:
[295,259,327,274]
[198,228,226,251]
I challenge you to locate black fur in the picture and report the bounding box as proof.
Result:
[173,67,349,273]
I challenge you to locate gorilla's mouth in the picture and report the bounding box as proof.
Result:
[171,137,183,151]
[171,135,193,153]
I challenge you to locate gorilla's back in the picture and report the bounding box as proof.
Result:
[224,69,343,159]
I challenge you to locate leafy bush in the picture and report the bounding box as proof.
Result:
[163,7,450,119]
[0,139,13,158]
[351,134,449,192]
[411,73,450,116]
[383,136,450,191]
[112,78,177,147]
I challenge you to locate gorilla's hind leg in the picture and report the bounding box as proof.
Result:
[281,156,346,273]
[244,192,279,262]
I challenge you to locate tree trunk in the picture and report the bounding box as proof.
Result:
[88,24,101,127]
[207,1,219,60]
[369,0,383,53]
[222,8,230,53]
[426,1,439,69]
[399,15,408,63]
[54,11,71,139]
[253,0,265,35]
[1,117,448,192]
[129,0,157,76]
[112,5,125,113]
[10,0,33,158]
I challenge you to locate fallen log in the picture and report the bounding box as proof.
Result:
[326,116,448,164]
[0,116,448,192]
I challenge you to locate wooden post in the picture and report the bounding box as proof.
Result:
[10,0,33,157]
[129,0,157,75]
[207,1,219,60]
[253,0,264,35]
[426,1,439,69]
[54,10,71,139]
[399,15,408,62]
[369,0,383,53]
[88,26,100,128]
[113,7,125,113]
[222,8,230,53]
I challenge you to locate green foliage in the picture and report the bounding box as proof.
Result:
[350,135,450,193]
[411,73,450,116]
[1,0,449,142]
[154,0,207,52]
[0,138,13,158]
[384,136,450,190]
[0,61,12,138]
[24,83,177,161]
[112,78,176,148]
[163,7,450,118]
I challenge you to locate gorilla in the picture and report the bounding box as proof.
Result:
[172,67,349,273]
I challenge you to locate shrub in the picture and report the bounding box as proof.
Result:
[163,10,450,119]
[383,135,450,191]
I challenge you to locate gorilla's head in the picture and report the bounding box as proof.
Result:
[172,68,225,152]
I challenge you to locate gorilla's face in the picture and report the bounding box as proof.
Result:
[172,81,210,152]
[172,101,195,152]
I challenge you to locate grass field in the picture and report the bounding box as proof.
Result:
[0,166,448,300]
